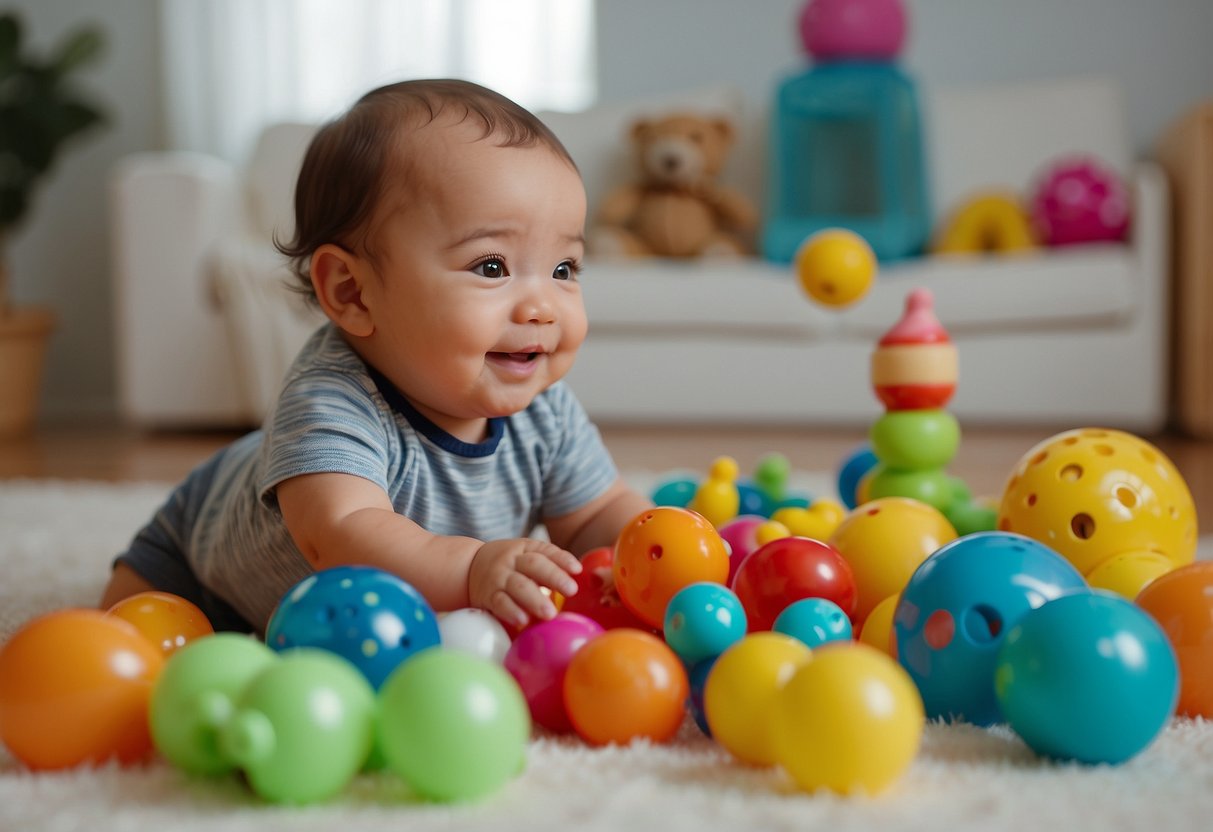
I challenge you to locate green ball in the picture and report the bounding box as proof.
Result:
[754,452,791,501]
[945,499,999,536]
[149,633,278,776]
[378,648,530,802]
[870,410,960,470]
[867,466,954,511]
[220,649,376,804]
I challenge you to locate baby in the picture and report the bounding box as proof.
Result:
[101,79,652,633]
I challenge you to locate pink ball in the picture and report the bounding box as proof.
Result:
[503,612,603,732]
[718,515,766,584]
[1030,157,1131,246]
[800,0,907,61]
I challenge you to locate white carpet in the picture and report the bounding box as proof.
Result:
[3,478,1213,832]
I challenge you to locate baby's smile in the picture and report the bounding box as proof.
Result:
[487,347,545,377]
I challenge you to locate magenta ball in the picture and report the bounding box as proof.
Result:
[800,0,907,61]
[503,612,603,732]
[1030,157,1130,246]
[718,515,766,584]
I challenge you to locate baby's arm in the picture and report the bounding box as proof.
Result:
[276,472,580,628]
[543,476,654,557]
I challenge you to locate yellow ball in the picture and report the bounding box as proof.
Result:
[703,633,811,766]
[1086,549,1175,600]
[828,497,957,629]
[998,428,1198,576]
[771,643,924,795]
[754,520,791,546]
[857,593,899,658]
[794,229,876,308]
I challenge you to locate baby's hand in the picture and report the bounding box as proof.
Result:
[468,538,582,629]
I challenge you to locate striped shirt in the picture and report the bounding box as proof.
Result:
[176,324,618,628]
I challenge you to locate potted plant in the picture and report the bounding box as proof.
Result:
[0,12,106,435]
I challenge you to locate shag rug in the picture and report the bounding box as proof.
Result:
[2,478,1213,832]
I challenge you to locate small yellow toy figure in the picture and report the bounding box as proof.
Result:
[690,456,740,528]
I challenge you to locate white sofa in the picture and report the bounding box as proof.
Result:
[111,75,1170,431]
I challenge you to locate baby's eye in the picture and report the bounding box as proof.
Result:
[472,257,508,279]
[552,260,582,281]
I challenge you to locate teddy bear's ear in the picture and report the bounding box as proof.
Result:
[629,118,653,144]
[710,117,735,146]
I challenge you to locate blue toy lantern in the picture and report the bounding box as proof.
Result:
[763,0,930,263]
[893,531,1088,726]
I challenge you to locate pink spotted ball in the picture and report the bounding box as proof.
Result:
[1030,157,1131,246]
[800,0,907,61]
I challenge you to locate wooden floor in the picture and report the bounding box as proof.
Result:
[4,423,1213,530]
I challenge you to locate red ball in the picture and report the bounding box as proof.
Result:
[730,536,857,632]
[560,547,656,632]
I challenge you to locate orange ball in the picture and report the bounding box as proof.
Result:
[1136,561,1213,718]
[563,629,688,745]
[106,591,214,656]
[0,609,165,769]
[613,507,729,629]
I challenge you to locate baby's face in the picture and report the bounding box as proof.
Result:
[356,119,589,440]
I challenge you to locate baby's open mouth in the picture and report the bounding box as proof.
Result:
[490,351,540,362]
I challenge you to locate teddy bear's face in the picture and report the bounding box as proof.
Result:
[631,114,735,190]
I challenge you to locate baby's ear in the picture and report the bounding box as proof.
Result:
[311,244,373,337]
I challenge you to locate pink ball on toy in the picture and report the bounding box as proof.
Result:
[503,612,603,733]
[1030,157,1131,246]
[800,0,907,61]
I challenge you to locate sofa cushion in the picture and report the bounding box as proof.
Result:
[540,86,763,227]
[581,259,829,337]
[924,75,1132,228]
[582,243,1137,340]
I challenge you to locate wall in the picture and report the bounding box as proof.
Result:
[596,0,1213,156]
[6,0,160,422]
[7,0,1213,423]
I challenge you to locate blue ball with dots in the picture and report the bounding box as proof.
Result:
[266,565,441,689]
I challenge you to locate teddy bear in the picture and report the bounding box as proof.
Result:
[590,112,757,258]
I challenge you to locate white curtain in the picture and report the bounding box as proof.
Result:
[158,0,597,163]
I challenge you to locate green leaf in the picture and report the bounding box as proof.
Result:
[0,14,21,77]
[0,13,107,232]
[52,27,103,75]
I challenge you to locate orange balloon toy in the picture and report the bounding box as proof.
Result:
[107,591,214,656]
[0,609,165,769]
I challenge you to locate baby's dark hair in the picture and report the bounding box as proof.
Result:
[275,78,577,298]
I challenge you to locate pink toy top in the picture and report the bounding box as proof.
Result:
[800,0,907,62]
[879,288,951,346]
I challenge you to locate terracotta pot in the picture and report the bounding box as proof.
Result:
[0,306,55,436]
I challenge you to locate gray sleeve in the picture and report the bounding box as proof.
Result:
[257,368,397,510]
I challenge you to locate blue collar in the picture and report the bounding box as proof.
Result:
[367,366,504,458]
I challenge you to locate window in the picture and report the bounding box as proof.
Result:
[159,0,596,162]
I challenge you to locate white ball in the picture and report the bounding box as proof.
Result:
[437,608,511,663]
